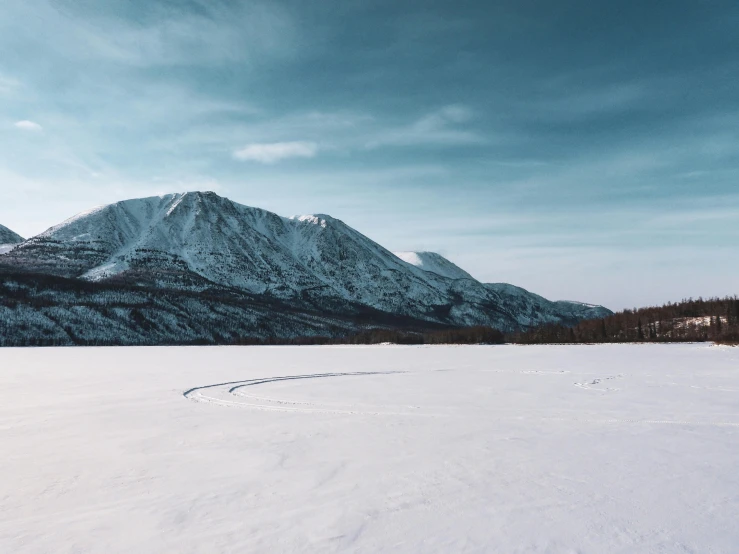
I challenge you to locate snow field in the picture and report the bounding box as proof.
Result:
[1,344,738,553]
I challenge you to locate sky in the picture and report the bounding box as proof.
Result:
[1,0,738,310]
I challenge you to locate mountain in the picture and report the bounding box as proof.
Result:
[2,192,507,327]
[0,224,23,254]
[0,192,612,344]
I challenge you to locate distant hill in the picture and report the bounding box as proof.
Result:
[0,224,23,254]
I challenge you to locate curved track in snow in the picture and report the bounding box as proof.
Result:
[183,371,422,415]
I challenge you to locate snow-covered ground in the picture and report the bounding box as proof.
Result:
[1,344,738,553]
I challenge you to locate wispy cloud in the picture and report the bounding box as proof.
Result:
[528,83,648,120]
[1,0,298,68]
[366,105,484,148]
[14,120,43,132]
[0,74,20,94]
[233,141,319,163]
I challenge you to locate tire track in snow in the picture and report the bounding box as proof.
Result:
[183,371,424,416]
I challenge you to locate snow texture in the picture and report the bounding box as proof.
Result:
[393,251,474,280]
[1,343,737,553]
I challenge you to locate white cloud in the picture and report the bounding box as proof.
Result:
[14,120,43,132]
[233,141,318,163]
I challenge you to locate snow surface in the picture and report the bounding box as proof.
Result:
[1,344,738,553]
[0,243,16,255]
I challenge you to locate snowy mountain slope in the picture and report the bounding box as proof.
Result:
[0,224,23,254]
[275,214,505,324]
[394,251,474,280]
[2,192,611,332]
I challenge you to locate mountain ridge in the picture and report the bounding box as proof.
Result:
[0,191,612,342]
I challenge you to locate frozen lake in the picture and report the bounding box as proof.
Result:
[1,344,738,553]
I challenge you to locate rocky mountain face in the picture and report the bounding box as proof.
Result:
[0,192,611,345]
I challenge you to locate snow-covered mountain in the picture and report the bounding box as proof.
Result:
[0,224,23,254]
[1,192,611,335]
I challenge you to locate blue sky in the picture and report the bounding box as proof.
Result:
[1,0,738,310]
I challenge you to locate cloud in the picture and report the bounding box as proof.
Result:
[531,83,646,117]
[14,120,43,132]
[0,0,298,68]
[0,74,20,94]
[417,104,473,127]
[233,141,319,163]
[366,105,484,148]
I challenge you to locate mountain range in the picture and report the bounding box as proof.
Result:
[0,192,611,345]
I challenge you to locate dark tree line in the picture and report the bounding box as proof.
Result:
[508,296,739,344]
[232,326,505,346]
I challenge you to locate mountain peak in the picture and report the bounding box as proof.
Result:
[292,215,329,228]
[179,190,221,200]
[394,251,474,280]
[289,213,345,228]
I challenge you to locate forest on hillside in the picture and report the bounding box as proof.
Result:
[508,296,739,344]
